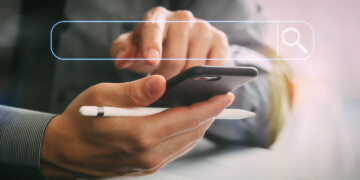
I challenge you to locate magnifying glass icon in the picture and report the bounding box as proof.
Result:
[282,27,308,54]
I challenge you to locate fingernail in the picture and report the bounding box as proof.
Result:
[147,48,160,61]
[146,59,161,66]
[225,93,235,107]
[146,75,165,96]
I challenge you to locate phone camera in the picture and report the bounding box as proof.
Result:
[193,76,222,81]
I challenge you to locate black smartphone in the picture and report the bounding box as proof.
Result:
[150,66,258,107]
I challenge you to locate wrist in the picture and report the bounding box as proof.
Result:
[40,115,75,178]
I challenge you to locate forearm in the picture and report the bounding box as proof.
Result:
[0,105,56,179]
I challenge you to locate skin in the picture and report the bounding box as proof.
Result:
[40,7,231,179]
[40,75,234,178]
[110,6,229,80]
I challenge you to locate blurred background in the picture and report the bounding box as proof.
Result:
[0,0,359,179]
[257,0,360,179]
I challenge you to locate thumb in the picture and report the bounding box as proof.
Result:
[114,75,166,107]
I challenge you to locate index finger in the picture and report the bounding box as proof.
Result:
[207,29,229,66]
[136,7,169,65]
[143,93,234,142]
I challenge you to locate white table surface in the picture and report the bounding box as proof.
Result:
[110,98,360,180]
[112,139,292,180]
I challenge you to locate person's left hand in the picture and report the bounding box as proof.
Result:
[110,7,229,80]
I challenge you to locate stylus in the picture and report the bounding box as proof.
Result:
[79,106,255,120]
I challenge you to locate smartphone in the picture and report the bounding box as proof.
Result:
[150,66,258,107]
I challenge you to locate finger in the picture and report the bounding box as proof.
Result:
[183,20,212,70]
[111,32,137,69]
[114,60,134,69]
[151,60,186,80]
[111,32,131,58]
[144,92,234,141]
[206,46,228,66]
[152,11,194,79]
[206,48,227,66]
[137,7,169,65]
[118,49,160,74]
[207,30,229,66]
[89,75,166,108]
[162,11,192,60]
[126,60,160,74]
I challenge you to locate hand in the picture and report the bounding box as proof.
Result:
[110,7,229,79]
[40,75,234,179]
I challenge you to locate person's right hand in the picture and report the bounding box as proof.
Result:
[111,7,228,80]
[40,75,234,179]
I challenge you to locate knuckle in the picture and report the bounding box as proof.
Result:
[194,127,206,140]
[138,138,155,151]
[88,83,106,103]
[192,119,213,141]
[174,10,194,21]
[186,109,202,129]
[194,20,211,34]
[213,106,225,116]
[60,146,80,164]
[124,83,146,106]
[145,6,167,20]
[144,21,161,30]
[141,22,163,42]
[138,156,160,170]
[132,131,156,151]
[214,30,229,44]
[151,6,167,14]
[212,107,223,117]
[192,116,203,128]
[111,33,131,58]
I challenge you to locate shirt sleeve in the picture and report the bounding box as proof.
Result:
[0,105,56,179]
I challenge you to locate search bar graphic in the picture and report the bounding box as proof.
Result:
[282,27,308,54]
[50,21,314,61]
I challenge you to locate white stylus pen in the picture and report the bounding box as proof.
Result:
[79,106,255,120]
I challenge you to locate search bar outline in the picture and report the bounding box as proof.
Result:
[50,20,315,61]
